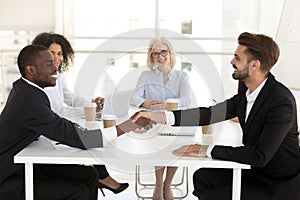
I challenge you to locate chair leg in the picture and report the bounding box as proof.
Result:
[135,165,189,199]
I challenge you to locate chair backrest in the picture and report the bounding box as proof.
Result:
[114,66,147,92]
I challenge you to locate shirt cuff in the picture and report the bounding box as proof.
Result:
[102,126,118,147]
[206,144,214,158]
[165,111,175,125]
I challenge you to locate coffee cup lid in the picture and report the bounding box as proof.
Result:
[166,98,178,103]
[83,102,96,107]
[103,114,117,120]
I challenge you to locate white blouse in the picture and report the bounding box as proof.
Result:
[44,74,117,143]
[44,74,86,118]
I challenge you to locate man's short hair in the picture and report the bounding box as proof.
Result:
[17,45,49,77]
[238,32,280,72]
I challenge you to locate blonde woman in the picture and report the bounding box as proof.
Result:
[131,37,190,200]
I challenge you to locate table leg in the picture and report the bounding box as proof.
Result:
[232,168,242,200]
[25,163,34,200]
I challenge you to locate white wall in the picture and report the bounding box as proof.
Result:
[274,0,300,90]
[0,0,55,30]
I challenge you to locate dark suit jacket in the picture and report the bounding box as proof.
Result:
[173,73,300,179]
[0,78,103,193]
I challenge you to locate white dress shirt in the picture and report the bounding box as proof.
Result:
[130,69,190,108]
[245,78,267,122]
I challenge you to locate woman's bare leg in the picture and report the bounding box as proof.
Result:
[163,166,178,200]
[152,166,165,200]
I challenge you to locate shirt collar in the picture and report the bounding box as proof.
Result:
[245,78,268,103]
[21,77,46,94]
[154,68,175,77]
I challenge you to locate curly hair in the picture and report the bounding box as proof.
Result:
[32,32,74,72]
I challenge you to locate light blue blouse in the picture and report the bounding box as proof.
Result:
[130,69,190,108]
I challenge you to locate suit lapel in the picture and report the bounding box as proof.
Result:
[236,81,247,129]
[244,73,275,131]
[238,94,247,128]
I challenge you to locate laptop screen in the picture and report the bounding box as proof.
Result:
[102,90,132,118]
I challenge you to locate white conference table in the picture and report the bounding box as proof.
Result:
[14,118,249,200]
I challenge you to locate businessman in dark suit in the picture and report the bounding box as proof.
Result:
[0,45,151,200]
[132,32,300,200]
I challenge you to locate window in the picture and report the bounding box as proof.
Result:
[0,0,285,106]
[67,0,284,103]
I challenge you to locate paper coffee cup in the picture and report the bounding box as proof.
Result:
[166,98,178,111]
[103,114,117,128]
[202,125,213,134]
[83,102,96,121]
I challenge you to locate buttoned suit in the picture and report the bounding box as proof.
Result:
[173,73,300,199]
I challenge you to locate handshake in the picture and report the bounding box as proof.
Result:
[115,110,208,158]
[115,110,167,136]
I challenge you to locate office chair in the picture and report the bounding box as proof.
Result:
[135,165,189,200]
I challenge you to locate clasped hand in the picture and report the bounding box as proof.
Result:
[131,111,208,157]
[131,110,167,124]
[117,117,156,134]
[142,100,167,110]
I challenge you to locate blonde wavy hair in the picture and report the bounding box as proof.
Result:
[146,37,176,70]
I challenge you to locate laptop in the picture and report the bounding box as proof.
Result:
[102,90,132,118]
[158,125,197,136]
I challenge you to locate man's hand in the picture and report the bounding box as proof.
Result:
[116,117,155,136]
[172,144,208,157]
[131,110,167,124]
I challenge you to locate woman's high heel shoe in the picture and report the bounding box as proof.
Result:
[98,182,129,196]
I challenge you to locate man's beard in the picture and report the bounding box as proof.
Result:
[232,64,250,81]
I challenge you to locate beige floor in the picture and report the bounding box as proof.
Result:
[97,166,199,200]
